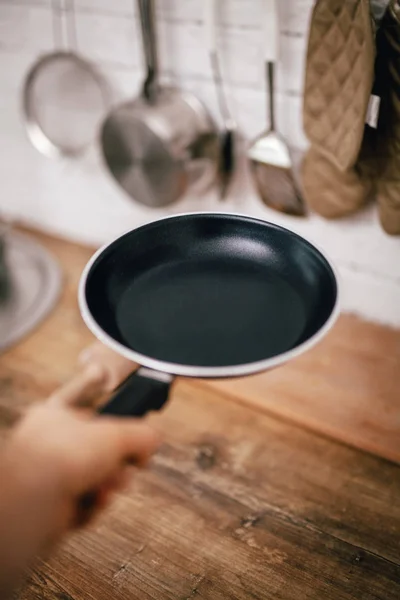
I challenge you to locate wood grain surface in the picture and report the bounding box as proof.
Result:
[204,315,400,465]
[0,227,399,600]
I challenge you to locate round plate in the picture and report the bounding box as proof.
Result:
[0,232,62,352]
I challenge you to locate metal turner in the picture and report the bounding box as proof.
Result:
[248,0,305,216]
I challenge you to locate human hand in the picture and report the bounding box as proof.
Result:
[5,403,160,529]
[0,403,160,598]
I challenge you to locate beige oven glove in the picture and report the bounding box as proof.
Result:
[301,0,376,218]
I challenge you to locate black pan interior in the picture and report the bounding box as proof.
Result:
[84,214,337,369]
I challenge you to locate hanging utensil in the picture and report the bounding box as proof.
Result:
[22,0,110,158]
[101,0,219,208]
[248,0,305,216]
[205,0,237,200]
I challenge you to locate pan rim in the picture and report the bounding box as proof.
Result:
[78,211,341,379]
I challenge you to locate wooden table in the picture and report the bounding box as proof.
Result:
[1,228,399,600]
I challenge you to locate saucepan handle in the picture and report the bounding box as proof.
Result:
[137,0,159,101]
[98,368,172,417]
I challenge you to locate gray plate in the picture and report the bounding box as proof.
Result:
[0,231,62,353]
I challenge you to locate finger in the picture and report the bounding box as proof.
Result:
[70,420,161,492]
[79,344,138,392]
[47,343,138,411]
[47,364,106,410]
[74,469,130,529]
[98,468,131,495]
[103,420,162,465]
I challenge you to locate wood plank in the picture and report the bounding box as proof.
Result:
[203,314,400,466]
[16,381,400,599]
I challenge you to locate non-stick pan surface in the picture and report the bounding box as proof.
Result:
[80,214,338,378]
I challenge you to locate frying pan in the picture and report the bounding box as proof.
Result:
[78,213,339,416]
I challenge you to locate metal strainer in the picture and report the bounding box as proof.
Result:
[22,0,110,158]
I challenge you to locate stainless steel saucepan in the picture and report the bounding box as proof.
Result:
[101,0,219,208]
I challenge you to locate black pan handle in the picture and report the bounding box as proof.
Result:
[97,367,173,417]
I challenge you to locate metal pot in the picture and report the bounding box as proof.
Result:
[101,0,219,208]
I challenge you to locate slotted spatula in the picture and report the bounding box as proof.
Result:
[248,0,305,216]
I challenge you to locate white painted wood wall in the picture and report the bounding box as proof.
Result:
[0,0,399,327]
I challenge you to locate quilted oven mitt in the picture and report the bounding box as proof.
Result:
[302,147,373,218]
[375,0,400,235]
[301,0,376,218]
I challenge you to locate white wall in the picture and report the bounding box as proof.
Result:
[0,0,399,327]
